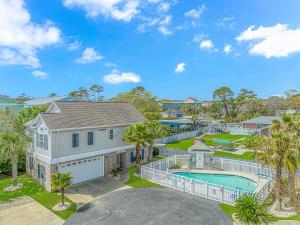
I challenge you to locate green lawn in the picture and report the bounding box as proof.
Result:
[0,175,76,220]
[166,137,196,150]
[213,151,255,161]
[125,167,164,188]
[202,133,246,147]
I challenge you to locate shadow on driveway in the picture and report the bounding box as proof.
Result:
[65,188,232,225]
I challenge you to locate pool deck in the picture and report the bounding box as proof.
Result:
[169,169,270,193]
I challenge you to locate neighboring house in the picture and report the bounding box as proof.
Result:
[0,96,25,115]
[229,116,281,135]
[25,101,147,191]
[25,96,80,107]
[241,116,281,130]
[161,97,201,111]
[160,119,192,131]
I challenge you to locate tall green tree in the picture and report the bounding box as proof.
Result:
[0,110,30,187]
[213,86,234,118]
[235,194,273,225]
[51,172,73,206]
[17,105,48,128]
[123,123,151,175]
[145,121,169,161]
[90,84,104,102]
[256,117,299,211]
[110,86,161,116]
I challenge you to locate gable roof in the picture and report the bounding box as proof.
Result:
[39,101,147,130]
[25,96,80,106]
[242,116,282,125]
[0,96,22,104]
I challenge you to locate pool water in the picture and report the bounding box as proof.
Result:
[215,139,231,144]
[173,172,257,192]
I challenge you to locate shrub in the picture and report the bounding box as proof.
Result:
[0,150,26,175]
[153,147,159,157]
[235,194,274,225]
[170,164,181,169]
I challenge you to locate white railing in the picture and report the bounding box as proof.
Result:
[154,130,202,144]
[141,155,275,205]
[213,157,275,177]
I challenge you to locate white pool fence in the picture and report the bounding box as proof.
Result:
[141,155,274,205]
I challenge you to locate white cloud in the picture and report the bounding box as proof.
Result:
[0,0,61,68]
[217,16,235,29]
[200,40,214,50]
[175,62,186,73]
[103,70,141,84]
[158,26,173,35]
[75,47,103,64]
[184,5,206,19]
[224,44,232,55]
[68,40,81,51]
[32,70,49,79]
[63,0,140,22]
[237,23,300,58]
[157,2,170,13]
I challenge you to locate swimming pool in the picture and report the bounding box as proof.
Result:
[173,172,257,192]
[214,139,232,144]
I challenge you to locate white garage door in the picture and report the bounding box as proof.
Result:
[59,156,104,184]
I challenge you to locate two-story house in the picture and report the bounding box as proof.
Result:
[25,101,147,191]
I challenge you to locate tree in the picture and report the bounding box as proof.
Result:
[145,121,168,162]
[110,86,162,116]
[51,172,73,206]
[78,87,89,101]
[90,84,104,102]
[17,105,48,128]
[256,117,298,211]
[244,134,261,157]
[0,110,30,187]
[235,194,273,225]
[284,89,299,98]
[123,124,151,175]
[213,87,234,118]
[14,93,31,103]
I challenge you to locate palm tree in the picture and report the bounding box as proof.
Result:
[235,194,273,225]
[123,123,150,175]
[191,114,199,130]
[0,132,30,187]
[145,121,169,162]
[256,116,299,211]
[51,172,73,206]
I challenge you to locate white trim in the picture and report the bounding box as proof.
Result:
[49,122,142,132]
[33,144,134,164]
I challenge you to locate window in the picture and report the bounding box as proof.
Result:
[29,157,34,170]
[37,164,45,180]
[130,151,136,163]
[109,129,114,140]
[72,133,79,148]
[36,133,48,150]
[87,132,94,145]
[141,149,145,160]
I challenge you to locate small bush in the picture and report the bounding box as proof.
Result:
[0,151,26,175]
[153,147,160,157]
[111,168,119,177]
[170,164,181,169]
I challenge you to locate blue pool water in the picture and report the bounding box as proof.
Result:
[173,172,257,192]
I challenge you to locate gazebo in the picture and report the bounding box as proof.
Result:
[188,141,213,169]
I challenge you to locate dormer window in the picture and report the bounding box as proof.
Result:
[36,133,48,150]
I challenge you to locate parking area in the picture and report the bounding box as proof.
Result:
[66,170,129,206]
[65,187,232,225]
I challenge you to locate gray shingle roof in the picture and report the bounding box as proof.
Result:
[242,116,282,125]
[40,101,147,130]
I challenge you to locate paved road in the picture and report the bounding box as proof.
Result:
[65,188,232,225]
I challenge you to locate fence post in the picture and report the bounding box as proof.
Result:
[206,182,209,199]
[221,158,224,169]
[152,168,155,182]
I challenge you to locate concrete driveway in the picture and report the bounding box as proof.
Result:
[0,197,64,225]
[65,188,232,225]
[66,171,129,206]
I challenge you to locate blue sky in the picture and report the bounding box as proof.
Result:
[0,0,300,100]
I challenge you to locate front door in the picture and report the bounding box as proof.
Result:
[196,153,204,168]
